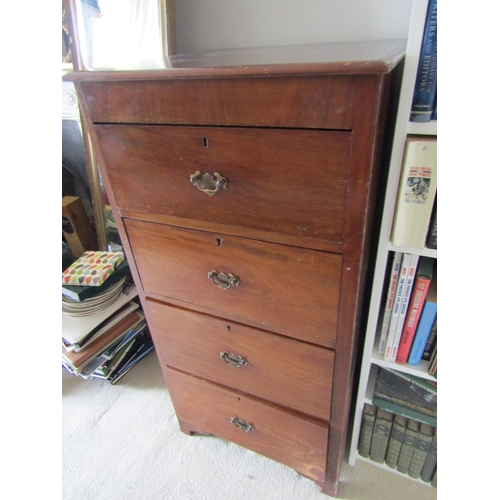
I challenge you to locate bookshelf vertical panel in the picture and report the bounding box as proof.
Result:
[348,1,438,488]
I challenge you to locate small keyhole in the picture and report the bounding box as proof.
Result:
[216,238,222,246]
[202,137,209,148]
[226,325,231,332]
[237,397,241,401]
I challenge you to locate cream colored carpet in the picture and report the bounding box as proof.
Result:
[62,352,437,500]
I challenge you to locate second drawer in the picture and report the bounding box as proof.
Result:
[145,300,335,421]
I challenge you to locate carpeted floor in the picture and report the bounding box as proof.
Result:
[62,351,437,500]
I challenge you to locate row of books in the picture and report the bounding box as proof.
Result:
[358,403,436,488]
[378,252,437,374]
[391,136,437,250]
[409,0,437,124]
[373,367,437,427]
[62,252,155,384]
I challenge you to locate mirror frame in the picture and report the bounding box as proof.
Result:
[62,0,176,250]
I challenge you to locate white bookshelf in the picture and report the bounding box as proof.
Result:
[348,0,437,488]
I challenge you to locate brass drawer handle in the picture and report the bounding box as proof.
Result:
[220,351,248,367]
[190,171,227,196]
[208,270,240,289]
[231,416,254,432]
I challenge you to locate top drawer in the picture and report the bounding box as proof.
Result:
[81,75,353,129]
[95,125,351,245]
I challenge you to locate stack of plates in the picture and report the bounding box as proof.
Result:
[62,278,126,317]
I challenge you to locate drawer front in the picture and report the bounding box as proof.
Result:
[164,366,328,483]
[125,219,341,348]
[96,125,351,244]
[82,75,353,129]
[145,301,335,420]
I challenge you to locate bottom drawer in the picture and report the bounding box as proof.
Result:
[164,366,328,482]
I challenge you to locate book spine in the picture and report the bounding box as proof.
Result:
[358,404,377,458]
[391,138,438,248]
[390,254,419,362]
[373,397,437,427]
[421,322,437,361]
[378,252,403,355]
[396,263,431,364]
[374,393,436,418]
[369,409,394,463]
[407,305,437,366]
[431,469,437,488]
[420,430,437,482]
[410,0,437,123]
[384,253,410,361]
[396,420,419,474]
[426,196,437,249]
[408,424,434,478]
[428,348,437,376]
[384,416,407,469]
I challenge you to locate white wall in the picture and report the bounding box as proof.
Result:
[175,0,414,54]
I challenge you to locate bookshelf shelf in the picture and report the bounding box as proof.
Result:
[407,121,437,136]
[348,0,437,488]
[370,349,436,382]
[387,244,437,259]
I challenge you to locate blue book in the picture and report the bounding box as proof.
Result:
[410,0,437,123]
[408,292,437,365]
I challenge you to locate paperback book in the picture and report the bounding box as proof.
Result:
[407,273,438,366]
[396,257,435,364]
[378,252,402,356]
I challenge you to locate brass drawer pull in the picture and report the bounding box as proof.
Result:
[208,270,240,289]
[231,416,254,432]
[190,171,227,196]
[220,351,248,367]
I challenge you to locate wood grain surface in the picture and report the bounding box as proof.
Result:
[164,366,329,483]
[95,124,351,245]
[145,300,335,420]
[125,219,341,348]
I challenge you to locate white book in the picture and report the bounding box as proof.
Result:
[378,252,403,355]
[391,137,437,248]
[384,253,411,361]
[389,253,419,362]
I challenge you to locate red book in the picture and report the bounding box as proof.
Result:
[396,257,435,364]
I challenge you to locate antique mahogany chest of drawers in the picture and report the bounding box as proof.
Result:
[66,40,405,496]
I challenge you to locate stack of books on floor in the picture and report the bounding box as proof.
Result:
[358,369,437,488]
[378,252,437,376]
[62,252,154,384]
